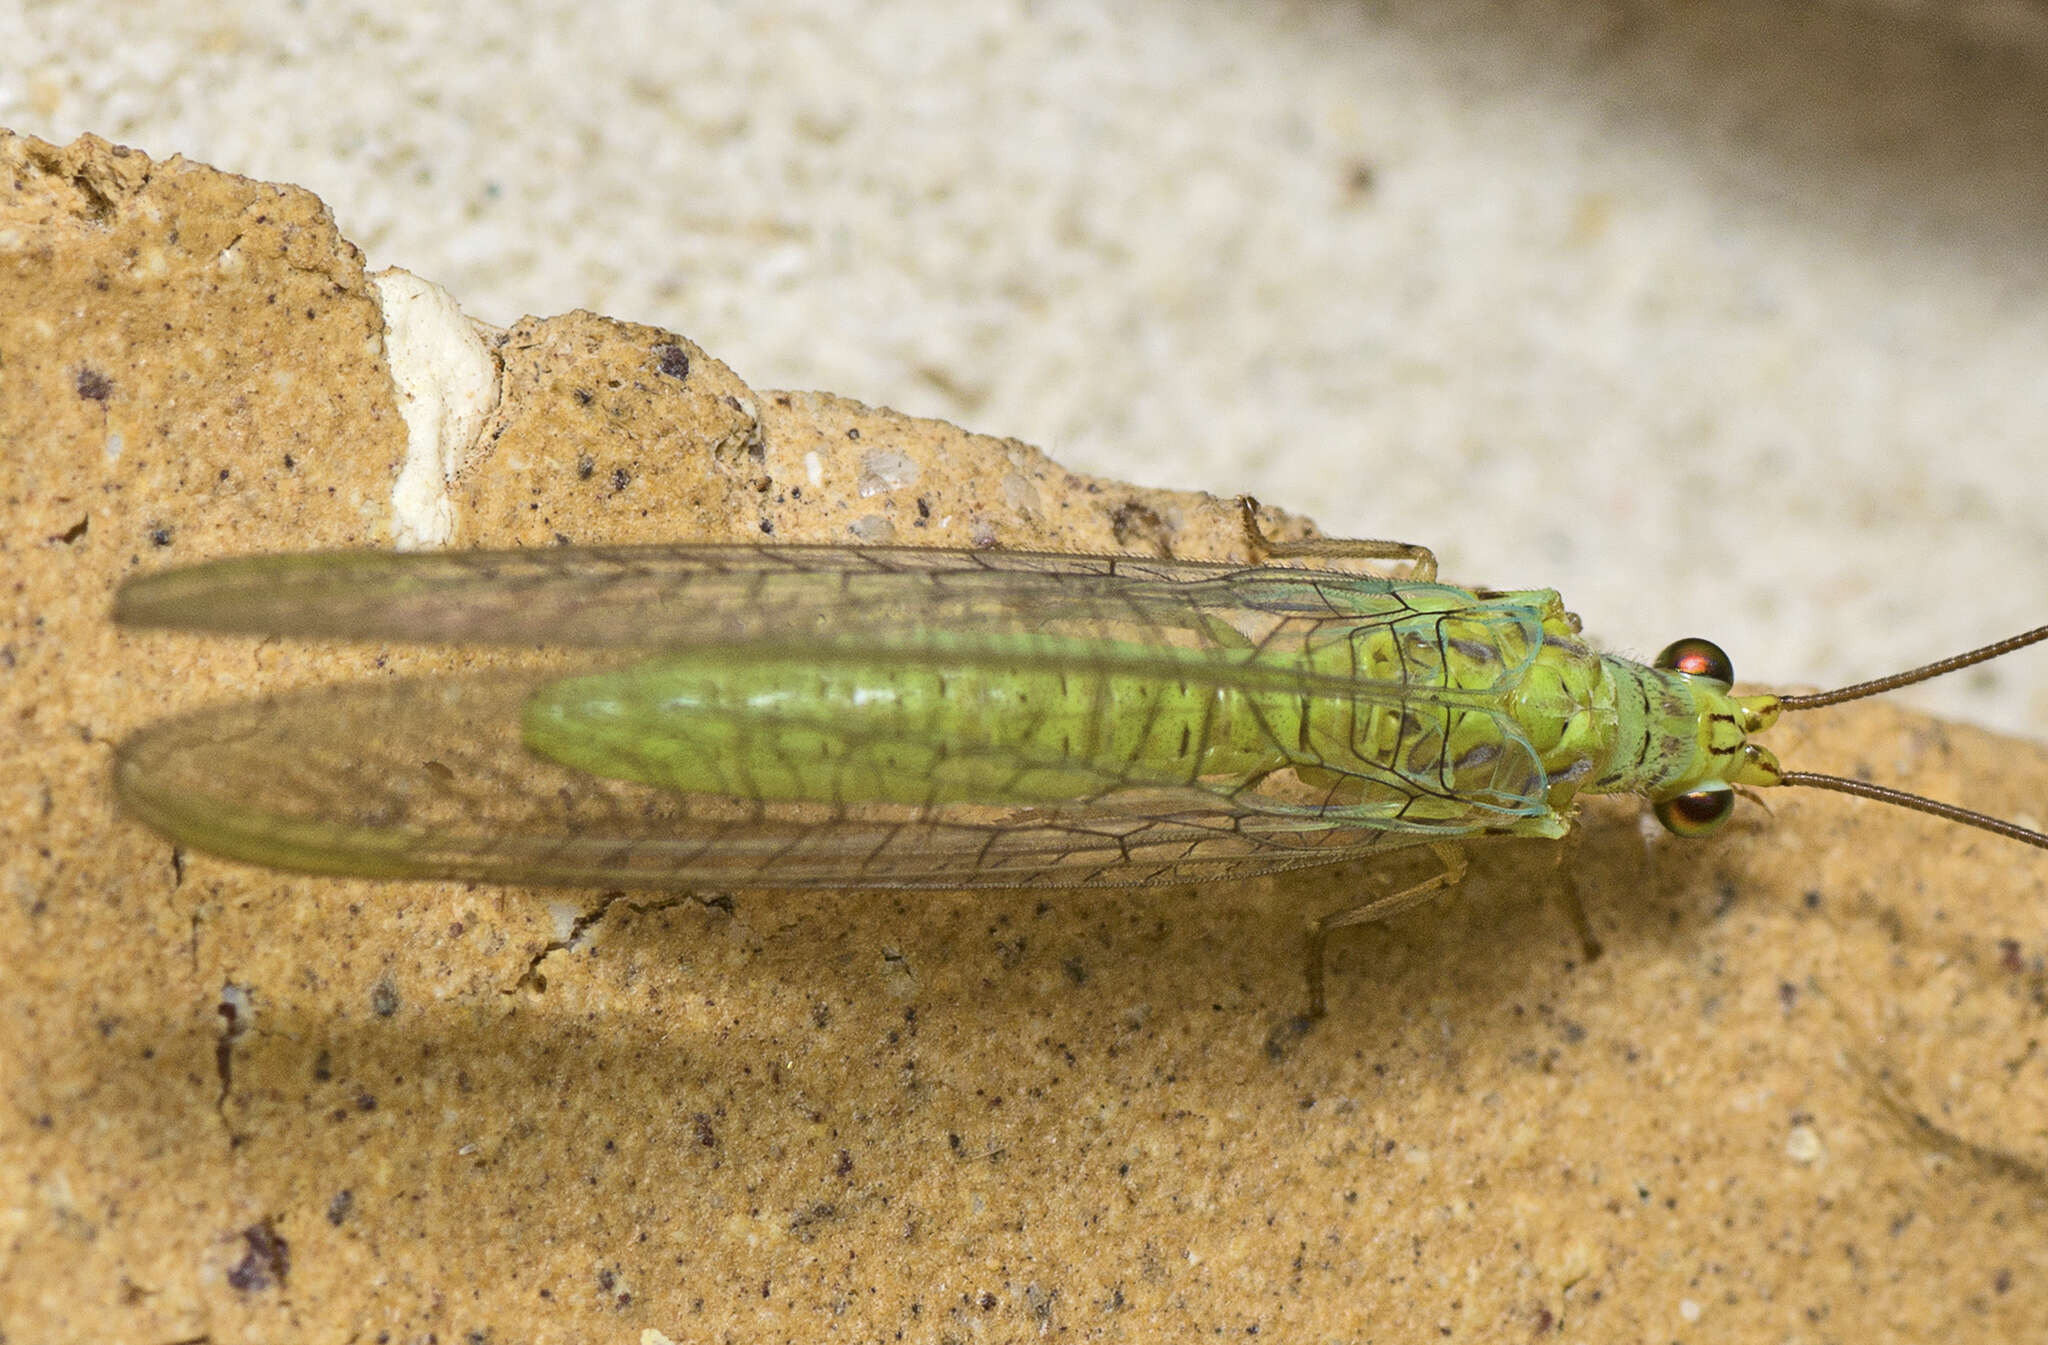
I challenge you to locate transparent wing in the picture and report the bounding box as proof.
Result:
[114,674,1454,890]
[116,542,1262,644]
[114,542,1492,695]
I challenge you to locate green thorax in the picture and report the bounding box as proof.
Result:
[1387,589,1792,828]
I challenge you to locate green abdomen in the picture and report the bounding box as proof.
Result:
[521,648,1292,806]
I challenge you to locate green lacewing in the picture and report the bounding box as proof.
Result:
[112,503,2048,1013]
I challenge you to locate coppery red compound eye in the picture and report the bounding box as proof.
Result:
[1654,637,1734,686]
[1654,784,1736,838]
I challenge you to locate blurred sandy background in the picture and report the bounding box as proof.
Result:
[5,0,2046,732]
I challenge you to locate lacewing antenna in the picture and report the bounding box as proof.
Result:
[1774,624,2048,850]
